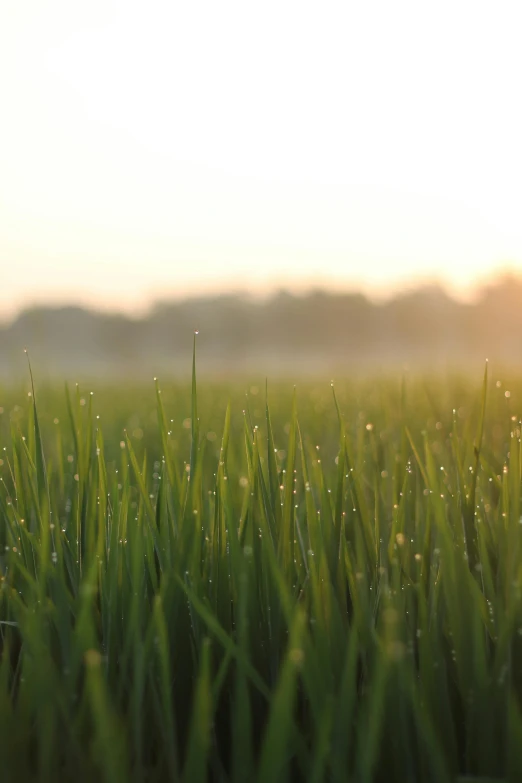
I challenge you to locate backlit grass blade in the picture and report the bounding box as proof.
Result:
[84,649,129,783]
[182,637,212,783]
[464,360,488,572]
[279,388,297,576]
[257,609,306,783]
[266,382,282,526]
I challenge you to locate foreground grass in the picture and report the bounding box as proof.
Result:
[1,357,522,781]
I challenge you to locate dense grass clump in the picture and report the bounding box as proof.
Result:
[2,354,522,782]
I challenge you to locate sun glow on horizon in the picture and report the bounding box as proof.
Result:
[1,0,522,320]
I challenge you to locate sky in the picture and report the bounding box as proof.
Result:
[1,0,522,321]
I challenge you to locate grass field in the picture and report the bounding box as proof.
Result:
[2,349,522,782]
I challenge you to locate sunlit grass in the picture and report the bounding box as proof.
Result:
[1,351,522,781]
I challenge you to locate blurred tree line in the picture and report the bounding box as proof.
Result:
[1,275,521,377]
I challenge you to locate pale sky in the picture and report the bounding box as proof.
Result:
[1,0,522,321]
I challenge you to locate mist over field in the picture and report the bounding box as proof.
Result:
[1,275,521,379]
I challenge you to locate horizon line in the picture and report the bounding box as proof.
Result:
[2,270,521,327]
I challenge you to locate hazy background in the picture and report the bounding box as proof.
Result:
[2,0,522,374]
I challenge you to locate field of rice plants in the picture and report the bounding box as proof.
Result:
[2,350,522,782]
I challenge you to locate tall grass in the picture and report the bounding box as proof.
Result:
[1,353,522,782]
